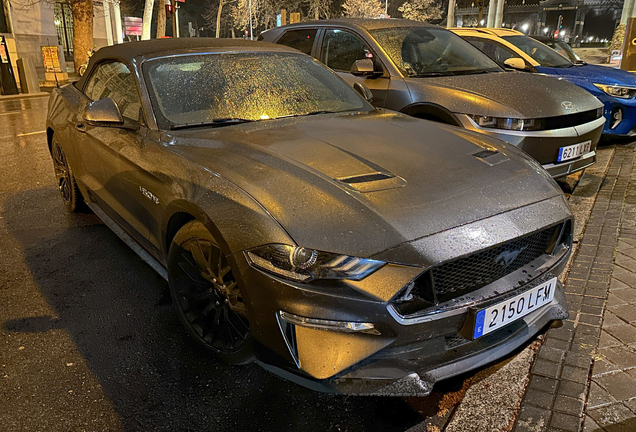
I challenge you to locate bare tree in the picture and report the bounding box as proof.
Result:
[202,0,237,37]
[398,0,441,21]
[232,0,277,32]
[342,0,383,18]
[307,0,332,19]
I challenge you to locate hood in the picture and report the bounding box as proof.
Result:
[167,110,563,262]
[545,64,636,87]
[404,70,602,118]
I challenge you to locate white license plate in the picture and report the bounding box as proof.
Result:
[473,278,557,339]
[558,140,591,162]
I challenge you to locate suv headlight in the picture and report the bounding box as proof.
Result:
[246,244,385,282]
[594,83,636,99]
[469,115,543,131]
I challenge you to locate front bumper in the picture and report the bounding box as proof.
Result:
[598,97,636,136]
[231,214,572,396]
[456,114,605,178]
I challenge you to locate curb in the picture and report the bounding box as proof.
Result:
[0,92,50,101]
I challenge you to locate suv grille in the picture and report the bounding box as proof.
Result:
[543,108,602,130]
[393,222,568,316]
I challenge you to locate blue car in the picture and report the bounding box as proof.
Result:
[453,28,636,137]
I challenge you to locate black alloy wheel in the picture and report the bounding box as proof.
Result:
[51,140,85,213]
[168,220,253,364]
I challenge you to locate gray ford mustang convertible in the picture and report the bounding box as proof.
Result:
[47,39,572,396]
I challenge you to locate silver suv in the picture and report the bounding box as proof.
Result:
[260,18,605,178]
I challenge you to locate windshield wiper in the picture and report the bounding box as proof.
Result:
[411,71,454,77]
[170,118,254,130]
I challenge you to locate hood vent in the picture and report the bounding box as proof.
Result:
[472,149,509,167]
[337,172,406,193]
[339,172,394,183]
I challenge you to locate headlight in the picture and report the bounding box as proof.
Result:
[246,244,385,282]
[593,83,636,99]
[469,115,543,131]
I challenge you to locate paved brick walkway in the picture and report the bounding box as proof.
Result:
[513,144,636,432]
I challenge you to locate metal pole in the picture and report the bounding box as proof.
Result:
[103,0,114,45]
[112,0,124,43]
[623,0,635,24]
[447,0,455,28]
[175,5,180,37]
[249,0,253,40]
[141,0,154,40]
[486,0,496,27]
[494,0,504,28]
[385,0,388,15]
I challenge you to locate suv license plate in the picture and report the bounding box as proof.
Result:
[473,277,557,339]
[558,141,591,162]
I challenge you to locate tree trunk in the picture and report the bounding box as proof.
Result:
[216,0,223,37]
[156,0,166,37]
[70,0,94,73]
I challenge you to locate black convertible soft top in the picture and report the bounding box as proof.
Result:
[76,38,295,88]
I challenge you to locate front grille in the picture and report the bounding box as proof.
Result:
[431,225,559,298]
[393,222,568,316]
[543,108,602,130]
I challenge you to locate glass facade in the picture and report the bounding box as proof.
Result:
[54,2,73,59]
[1,0,10,34]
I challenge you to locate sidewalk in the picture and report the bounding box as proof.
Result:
[512,144,636,432]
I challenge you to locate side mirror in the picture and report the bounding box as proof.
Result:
[503,58,527,71]
[351,58,380,77]
[83,98,124,125]
[353,82,373,102]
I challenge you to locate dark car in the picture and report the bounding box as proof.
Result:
[454,27,636,137]
[47,38,572,397]
[260,18,605,178]
[530,35,584,64]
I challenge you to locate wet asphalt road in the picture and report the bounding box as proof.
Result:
[0,95,456,432]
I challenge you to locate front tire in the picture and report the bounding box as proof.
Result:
[168,220,254,364]
[51,140,86,213]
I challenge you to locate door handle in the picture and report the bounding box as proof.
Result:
[75,122,86,132]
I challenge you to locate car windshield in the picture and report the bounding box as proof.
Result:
[503,35,573,68]
[550,40,582,62]
[143,52,369,129]
[370,27,502,77]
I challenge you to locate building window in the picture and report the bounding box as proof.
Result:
[54,2,74,60]
[1,0,10,34]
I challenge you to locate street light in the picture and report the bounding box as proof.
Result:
[543,27,548,34]
[521,23,529,33]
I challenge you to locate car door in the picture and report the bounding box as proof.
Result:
[77,60,150,243]
[318,28,390,107]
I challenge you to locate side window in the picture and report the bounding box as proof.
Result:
[321,29,379,72]
[277,29,318,55]
[83,61,141,121]
[465,37,518,66]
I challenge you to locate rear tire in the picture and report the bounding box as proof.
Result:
[168,220,254,365]
[51,140,86,213]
